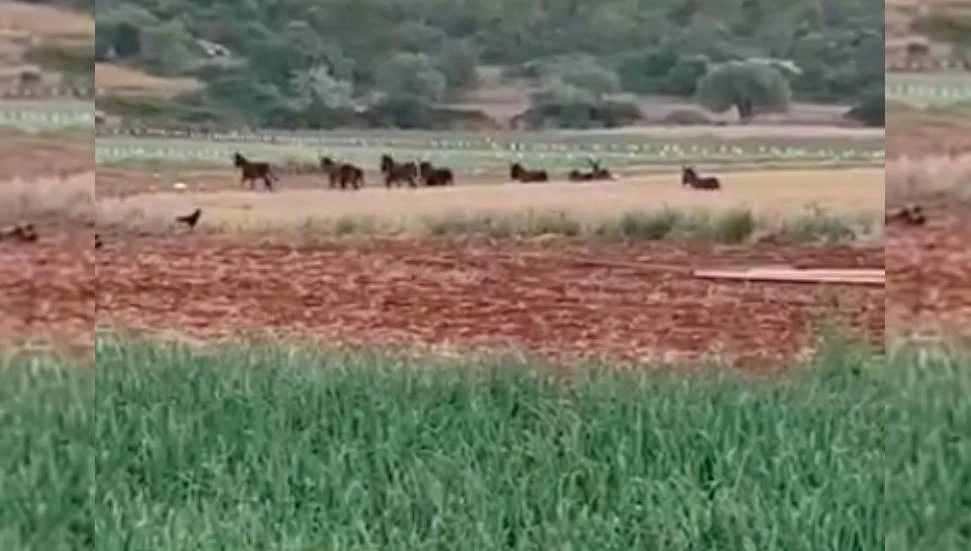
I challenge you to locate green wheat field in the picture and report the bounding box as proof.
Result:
[1,337,969,550]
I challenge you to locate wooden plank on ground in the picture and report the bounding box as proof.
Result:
[693,268,885,286]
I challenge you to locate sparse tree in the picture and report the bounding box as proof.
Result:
[695,60,791,122]
[289,65,355,110]
[436,40,479,91]
[543,59,621,100]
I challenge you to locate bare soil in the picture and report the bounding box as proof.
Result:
[0,230,93,354]
[887,201,971,343]
[0,2,93,38]
[0,130,93,181]
[95,63,202,97]
[887,106,971,158]
[93,234,884,369]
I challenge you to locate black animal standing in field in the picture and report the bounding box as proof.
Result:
[681,166,721,190]
[320,156,365,190]
[95,233,102,249]
[379,154,419,188]
[232,152,278,191]
[175,208,202,229]
[567,158,613,182]
[418,160,455,187]
[509,162,548,183]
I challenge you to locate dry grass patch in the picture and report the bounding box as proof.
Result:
[0,128,93,180]
[887,155,971,206]
[0,171,94,227]
[0,2,93,38]
[888,102,971,158]
[97,167,883,242]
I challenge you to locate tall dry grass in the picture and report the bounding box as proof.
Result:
[95,168,884,243]
[886,155,971,206]
[0,172,95,227]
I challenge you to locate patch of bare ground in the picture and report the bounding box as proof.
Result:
[95,234,883,369]
[0,1,93,38]
[887,103,971,159]
[95,63,202,97]
[0,129,93,181]
[0,228,94,356]
[887,199,971,345]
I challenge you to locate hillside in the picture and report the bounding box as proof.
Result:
[95,62,200,96]
[0,1,93,95]
[886,0,971,70]
[95,0,884,130]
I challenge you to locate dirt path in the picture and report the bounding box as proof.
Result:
[95,236,884,368]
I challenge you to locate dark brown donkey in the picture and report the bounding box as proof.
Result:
[379,154,419,188]
[418,161,454,187]
[509,162,548,182]
[233,152,278,191]
[681,166,721,190]
[321,156,365,190]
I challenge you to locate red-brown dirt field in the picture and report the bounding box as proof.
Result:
[0,231,94,356]
[92,234,886,368]
[886,201,971,344]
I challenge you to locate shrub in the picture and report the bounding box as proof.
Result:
[662,108,713,125]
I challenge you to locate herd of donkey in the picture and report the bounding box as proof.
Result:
[227,151,930,230]
[8,148,926,248]
[231,151,724,192]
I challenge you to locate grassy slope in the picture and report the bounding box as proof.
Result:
[4,338,970,550]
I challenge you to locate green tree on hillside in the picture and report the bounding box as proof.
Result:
[375,52,447,102]
[289,65,355,110]
[695,60,792,122]
[435,40,480,92]
[95,0,884,129]
[139,19,195,74]
[547,60,622,100]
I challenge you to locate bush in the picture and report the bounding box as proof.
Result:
[515,97,641,129]
[662,108,713,125]
[845,92,885,128]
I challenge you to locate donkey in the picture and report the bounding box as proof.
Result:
[233,152,278,191]
[418,161,454,187]
[379,154,418,188]
[321,156,365,190]
[509,162,548,182]
[681,166,721,190]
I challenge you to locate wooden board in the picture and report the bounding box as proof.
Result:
[693,267,885,286]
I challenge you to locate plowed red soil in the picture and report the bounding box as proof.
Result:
[0,231,94,354]
[94,235,885,368]
[887,202,971,342]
